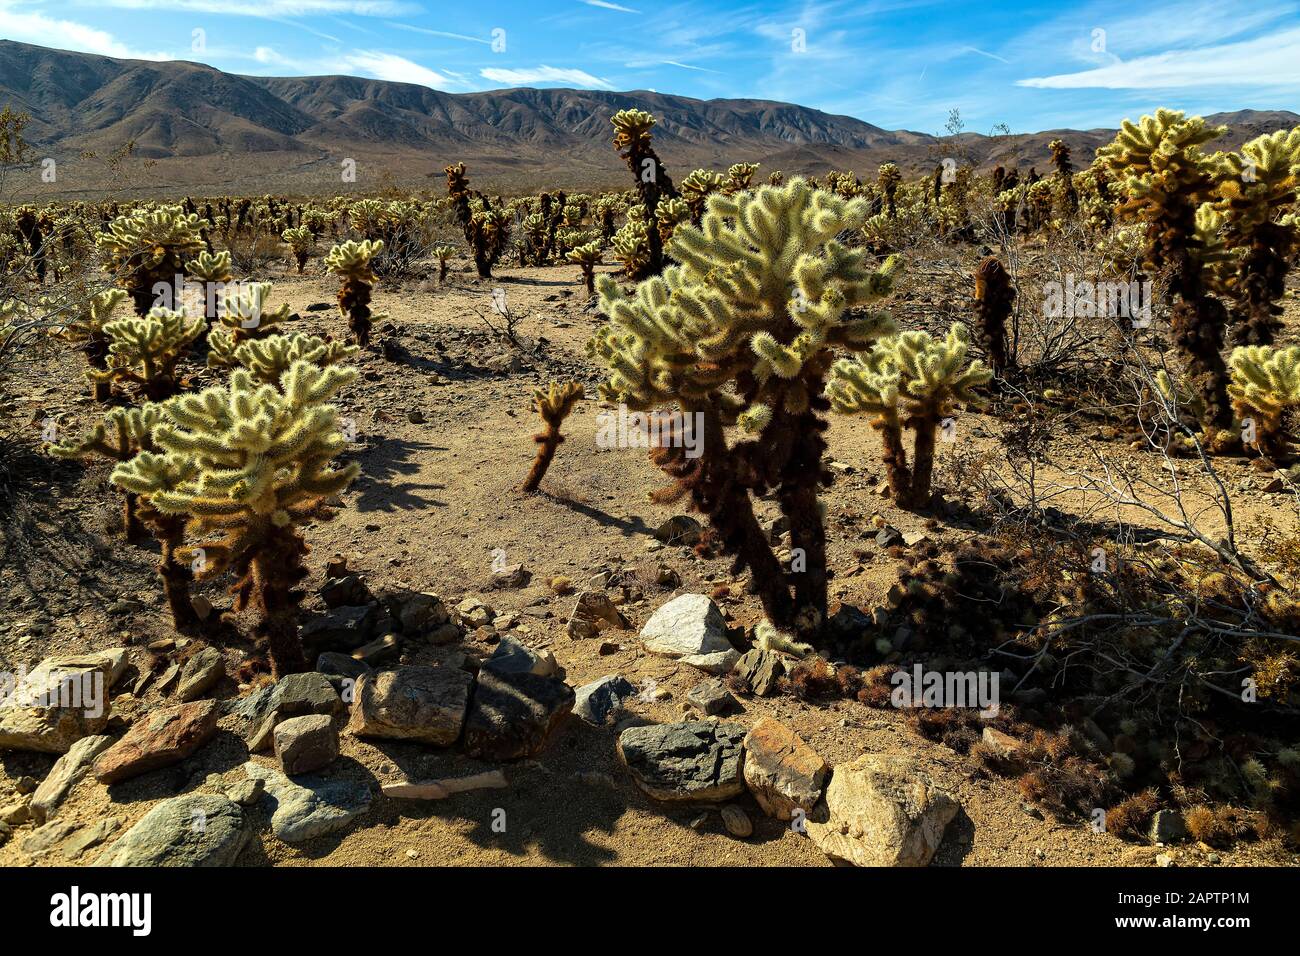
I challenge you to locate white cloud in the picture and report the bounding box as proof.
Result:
[339,51,459,90]
[1018,28,1300,88]
[0,4,171,60]
[253,46,285,64]
[580,0,640,12]
[480,65,615,90]
[63,0,412,14]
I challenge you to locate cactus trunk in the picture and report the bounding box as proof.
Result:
[158,519,201,634]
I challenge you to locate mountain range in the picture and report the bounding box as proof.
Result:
[1,40,1295,199]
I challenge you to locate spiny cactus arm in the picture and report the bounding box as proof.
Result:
[49,404,163,461]
[51,289,128,343]
[231,332,358,385]
[215,282,292,336]
[185,250,233,284]
[324,239,384,279]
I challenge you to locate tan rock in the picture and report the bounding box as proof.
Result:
[743,717,829,820]
[93,700,219,785]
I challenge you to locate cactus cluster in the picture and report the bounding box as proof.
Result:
[1227,345,1300,461]
[828,324,991,509]
[590,179,897,636]
[97,205,206,316]
[610,109,678,279]
[206,281,292,366]
[565,240,603,295]
[89,307,205,400]
[50,288,127,400]
[281,226,316,274]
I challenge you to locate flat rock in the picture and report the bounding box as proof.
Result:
[94,794,248,866]
[300,603,379,652]
[679,648,741,674]
[93,700,219,785]
[244,763,372,844]
[731,649,785,696]
[616,721,746,803]
[274,714,339,776]
[481,636,559,679]
[743,717,829,820]
[241,672,344,752]
[462,668,574,760]
[573,674,636,726]
[687,679,737,715]
[639,594,731,658]
[567,592,627,638]
[315,652,371,681]
[30,734,113,823]
[346,666,472,746]
[177,646,225,702]
[0,648,129,753]
[61,817,120,860]
[806,754,958,867]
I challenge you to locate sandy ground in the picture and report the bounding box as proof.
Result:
[1,255,1296,867]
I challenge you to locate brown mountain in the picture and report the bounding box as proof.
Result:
[1,40,1295,199]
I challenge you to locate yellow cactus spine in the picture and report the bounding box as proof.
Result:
[610,109,678,278]
[97,205,206,316]
[282,225,315,274]
[521,382,584,493]
[324,240,383,347]
[1228,344,1300,462]
[89,307,205,400]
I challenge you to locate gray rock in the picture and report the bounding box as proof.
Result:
[244,763,372,844]
[320,574,371,609]
[30,734,113,822]
[573,675,636,726]
[242,672,344,752]
[346,666,472,746]
[394,591,449,633]
[274,714,339,776]
[351,633,401,667]
[61,817,120,860]
[687,679,736,715]
[225,777,265,807]
[616,721,746,803]
[679,648,741,675]
[806,754,959,867]
[94,794,249,866]
[639,594,731,658]
[566,591,627,639]
[177,646,225,702]
[22,819,78,855]
[721,804,753,838]
[481,636,559,679]
[731,649,786,696]
[1150,809,1187,844]
[654,514,703,545]
[0,648,130,753]
[315,652,371,681]
[462,669,575,760]
[300,603,379,652]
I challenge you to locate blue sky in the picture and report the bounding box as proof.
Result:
[2,0,1298,132]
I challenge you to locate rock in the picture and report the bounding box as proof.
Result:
[616,721,746,803]
[15,775,36,794]
[94,794,248,866]
[395,591,449,633]
[687,679,736,715]
[381,770,507,800]
[93,700,220,785]
[300,604,379,652]
[242,672,345,751]
[486,563,530,589]
[731,649,786,696]
[176,646,225,702]
[826,604,872,642]
[30,734,113,822]
[428,622,461,645]
[573,675,636,726]
[980,727,1021,758]
[875,525,903,548]
[654,515,703,545]
[244,763,372,844]
[225,777,264,807]
[22,819,79,855]
[806,754,959,867]
[61,817,120,860]
[679,648,741,675]
[742,717,829,820]
[1155,853,1175,868]
[0,647,129,753]
[0,796,31,826]
[721,804,753,838]
[274,714,339,775]
[351,633,401,667]
[346,666,472,746]
[315,652,371,681]
[567,591,627,638]
[456,597,494,628]
[462,668,575,760]
[639,594,731,658]
[481,636,559,679]
[320,574,371,609]
[1150,809,1187,844]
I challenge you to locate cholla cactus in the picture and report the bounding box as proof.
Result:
[227,332,357,387]
[1048,139,1078,213]
[610,109,678,278]
[828,324,991,509]
[281,226,315,274]
[324,239,383,346]
[445,162,508,277]
[589,179,897,637]
[89,307,204,400]
[878,163,902,218]
[1096,109,1233,438]
[49,403,163,540]
[112,361,360,675]
[1228,345,1300,461]
[50,288,127,400]
[566,240,602,295]
[521,381,584,493]
[207,281,292,366]
[610,208,652,278]
[432,243,457,282]
[1212,127,1300,345]
[727,162,760,192]
[655,196,689,245]
[97,205,205,316]
[680,168,726,224]
[973,255,1015,379]
[594,195,620,242]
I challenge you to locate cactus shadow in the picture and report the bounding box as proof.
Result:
[349,437,447,512]
[538,489,654,539]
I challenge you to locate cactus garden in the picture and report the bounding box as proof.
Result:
[1,28,1299,883]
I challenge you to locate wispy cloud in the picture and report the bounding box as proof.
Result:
[386,22,493,45]
[337,50,462,89]
[661,60,723,74]
[480,65,615,89]
[1019,27,1300,89]
[66,0,413,16]
[579,0,640,12]
[0,3,171,60]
